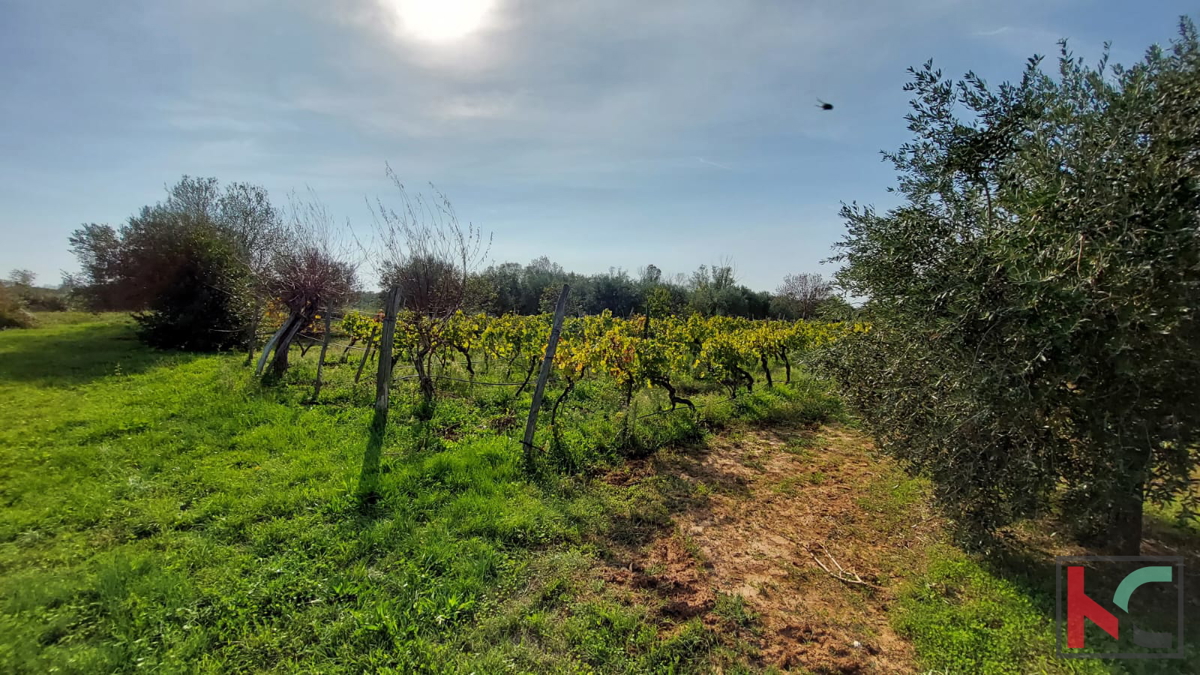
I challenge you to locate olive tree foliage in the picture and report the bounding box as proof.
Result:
[218,183,288,360]
[688,260,760,317]
[825,21,1200,554]
[128,219,253,351]
[67,176,288,351]
[464,257,786,319]
[366,167,490,411]
[122,179,255,350]
[5,270,71,312]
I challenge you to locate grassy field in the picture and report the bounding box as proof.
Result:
[1,315,1195,673]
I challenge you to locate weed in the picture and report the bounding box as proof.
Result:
[679,533,707,565]
[740,454,766,471]
[713,592,758,632]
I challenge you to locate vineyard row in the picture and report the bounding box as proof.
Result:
[332,310,867,404]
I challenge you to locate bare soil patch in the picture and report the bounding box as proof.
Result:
[598,423,944,673]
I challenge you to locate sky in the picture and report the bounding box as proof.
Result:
[1,0,1194,292]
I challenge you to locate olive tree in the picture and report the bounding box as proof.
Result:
[218,182,287,362]
[826,20,1200,554]
[8,270,36,287]
[66,176,285,350]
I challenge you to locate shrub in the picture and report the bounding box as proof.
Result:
[68,177,282,351]
[19,288,69,312]
[0,284,34,329]
[132,222,253,351]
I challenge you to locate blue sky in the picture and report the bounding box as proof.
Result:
[1,1,1192,292]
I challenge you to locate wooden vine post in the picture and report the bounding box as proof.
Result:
[354,325,379,384]
[374,288,402,422]
[522,284,570,474]
[255,320,291,376]
[311,309,333,401]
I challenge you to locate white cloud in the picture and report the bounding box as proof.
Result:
[695,157,734,171]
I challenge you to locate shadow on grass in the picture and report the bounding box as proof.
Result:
[356,409,388,513]
[0,319,200,387]
[973,515,1200,671]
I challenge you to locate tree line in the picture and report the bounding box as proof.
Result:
[463,259,850,320]
[62,175,848,352]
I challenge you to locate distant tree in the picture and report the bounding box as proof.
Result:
[584,269,640,316]
[644,286,674,318]
[711,263,737,290]
[462,272,498,313]
[826,21,1200,554]
[480,262,525,314]
[711,286,748,317]
[526,256,563,277]
[522,257,567,313]
[687,265,715,315]
[742,288,773,319]
[688,261,746,316]
[639,264,662,285]
[4,270,68,312]
[538,283,583,315]
[775,273,833,319]
[67,223,126,310]
[473,258,769,319]
[8,270,35,287]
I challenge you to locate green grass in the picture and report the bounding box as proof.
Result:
[713,593,758,633]
[892,547,1104,675]
[26,311,129,328]
[0,316,835,673]
[772,472,827,497]
[881,470,1199,674]
[8,317,1191,672]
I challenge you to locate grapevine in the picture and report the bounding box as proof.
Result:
[337,309,861,407]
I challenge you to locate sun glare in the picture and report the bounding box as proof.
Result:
[389,0,494,42]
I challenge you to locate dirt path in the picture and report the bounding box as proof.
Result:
[599,423,943,673]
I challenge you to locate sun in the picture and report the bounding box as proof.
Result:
[387,0,495,42]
